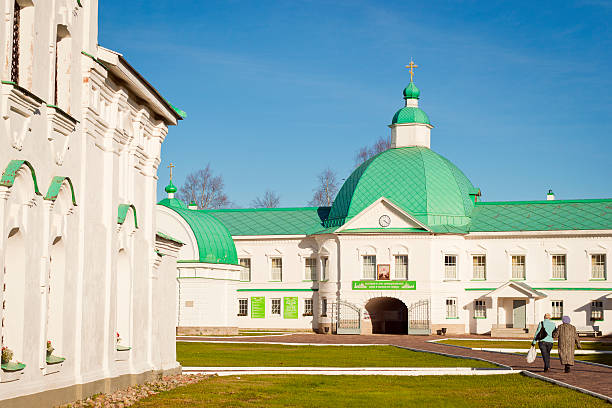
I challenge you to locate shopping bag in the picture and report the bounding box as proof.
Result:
[526,345,537,363]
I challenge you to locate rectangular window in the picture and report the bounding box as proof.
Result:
[239,258,251,282]
[591,254,606,280]
[321,257,329,281]
[446,298,458,319]
[474,300,486,318]
[271,257,282,281]
[362,255,376,280]
[238,299,248,316]
[305,258,316,281]
[304,298,313,316]
[321,298,328,317]
[11,1,20,84]
[591,301,604,321]
[444,255,457,280]
[512,255,526,279]
[551,300,563,320]
[472,255,486,280]
[552,255,567,279]
[395,255,408,280]
[271,298,281,315]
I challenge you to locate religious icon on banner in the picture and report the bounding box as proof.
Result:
[377,264,390,280]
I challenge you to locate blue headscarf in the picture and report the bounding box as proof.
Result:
[562,315,571,324]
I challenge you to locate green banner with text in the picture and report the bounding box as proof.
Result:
[351,280,416,290]
[251,296,265,318]
[283,297,298,319]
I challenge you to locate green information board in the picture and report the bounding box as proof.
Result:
[251,296,265,318]
[351,280,416,290]
[283,297,298,319]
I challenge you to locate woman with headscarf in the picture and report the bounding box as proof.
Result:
[553,315,581,373]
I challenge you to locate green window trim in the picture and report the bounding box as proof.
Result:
[46,355,65,365]
[81,51,108,70]
[1,362,25,372]
[470,279,487,281]
[116,345,131,351]
[472,316,487,319]
[117,203,138,228]
[589,279,607,281]
[46,104,78,124]
[44,176,77,206]
[510,279,526,282]
[302,280,314,282]
[445,317,460,320]
[549,278,567,281]
[0,160,41,195]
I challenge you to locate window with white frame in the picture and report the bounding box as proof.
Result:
[512,255,526,279]
[445,298,458,319]
[271,298,281,315]
[395,255,408,280]
[472,255,486,280]
[238,299,248,316]
[321,257,329,281]
[362,255,376,280]
[552,255,566,279]
[591,254,606,280]
[444,255,457,280]
[239,258,251,282]
[305,258,316,281]
[474,300,486,318]
[551,300,563,320]
[321,298,328,317]
[304,298,313,316]
[591,301,604,321]
[270,257,282,281]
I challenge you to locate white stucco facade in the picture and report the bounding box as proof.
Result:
[0,1,182,406]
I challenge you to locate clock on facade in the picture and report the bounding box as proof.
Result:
[379,215,391,227]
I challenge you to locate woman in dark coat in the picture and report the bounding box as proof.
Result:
[553,315,581,373]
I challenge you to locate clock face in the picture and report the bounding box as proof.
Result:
[379,215,391,227]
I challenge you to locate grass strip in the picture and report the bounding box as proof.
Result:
[133,374,609,408]
[177,342,496,368]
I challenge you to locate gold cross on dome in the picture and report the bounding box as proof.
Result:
[168,162,175,180]
[405,60,418,82]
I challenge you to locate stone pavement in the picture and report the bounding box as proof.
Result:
[178,333,612,399]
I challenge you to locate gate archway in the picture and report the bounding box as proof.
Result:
[365,297,407,334]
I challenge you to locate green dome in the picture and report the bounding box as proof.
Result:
[165,180,178,194]
[326,147,476,227]
[391,107,430,125]
[158,203,238,265]
[403,82,420,99]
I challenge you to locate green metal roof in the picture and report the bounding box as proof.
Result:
[44,176,77,206]
[326,147,475,228]
[0,160,41,195]
[158,203,238,264]
[117,204,138,228]
[202,207,330,236]
[403,82,420,99]
[391,107,430,125]
[469,199,612,232]
[156,231,184,245]
[158,197,187,210]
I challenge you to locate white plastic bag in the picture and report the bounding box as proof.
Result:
[526,345,537,363]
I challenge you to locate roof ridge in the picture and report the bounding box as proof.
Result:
[201,206,325,213]
[476,198,612,206]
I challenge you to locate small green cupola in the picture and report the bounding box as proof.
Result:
[403,81,420,99]
[165,180,177,195]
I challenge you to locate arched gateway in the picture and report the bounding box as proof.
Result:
[365,297,408,334]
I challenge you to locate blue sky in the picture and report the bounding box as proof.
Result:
[99,0,612,207]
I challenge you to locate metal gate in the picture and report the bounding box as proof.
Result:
[336,300,361,335]
[407,299,430,335]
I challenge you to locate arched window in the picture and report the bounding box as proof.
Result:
[2,229,26,362]
[116,249,132,348]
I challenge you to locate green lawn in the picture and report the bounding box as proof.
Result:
[177,342,496,368]
[438,339,612,351]
[133,374,608,408]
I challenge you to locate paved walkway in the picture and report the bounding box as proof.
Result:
[178,333,612,398]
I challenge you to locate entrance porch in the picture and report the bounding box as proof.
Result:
[484,282,547,338]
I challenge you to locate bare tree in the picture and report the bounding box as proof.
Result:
[176,164,230,209]
[252,190,280,208]
[309,167,339,207]
[354,136,391,166]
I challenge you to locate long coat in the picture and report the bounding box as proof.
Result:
[553,323,581,365]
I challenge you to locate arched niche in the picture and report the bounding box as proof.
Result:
[116,249,132,348]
